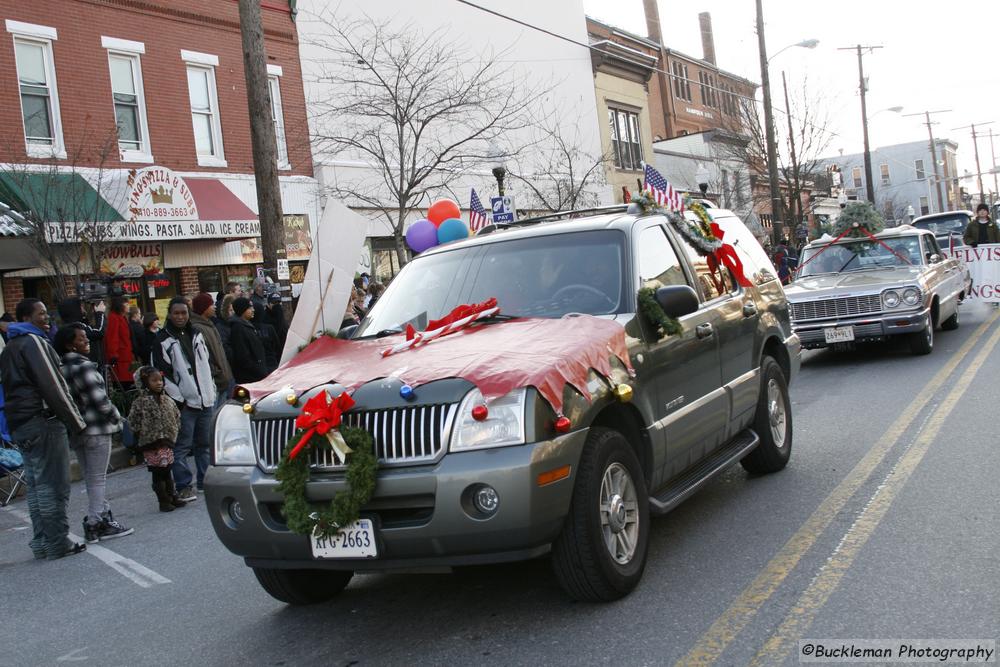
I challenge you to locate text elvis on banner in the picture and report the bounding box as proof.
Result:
[946,243,1000,302]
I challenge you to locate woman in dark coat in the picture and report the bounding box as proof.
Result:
[135,313,159,366]
[228,297,268,383]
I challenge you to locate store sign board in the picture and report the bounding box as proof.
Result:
[128,167,198,222]
[99,242,163,275]
[284,214,312,260]
[45,219,261,243]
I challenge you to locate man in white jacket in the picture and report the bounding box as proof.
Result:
[152,297,218,502]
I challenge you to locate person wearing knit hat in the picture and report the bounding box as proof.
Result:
[228,296,268,383]
[188,292,233,410]
[963,203,1000,247]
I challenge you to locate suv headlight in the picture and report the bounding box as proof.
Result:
[213,404,256,466]
[901,287,921,306]
[451,388,527,452]
[882,290,900,309]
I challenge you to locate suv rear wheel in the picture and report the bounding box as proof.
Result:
[252,567,353,605]
[552,427,649,601]
[741,356,792,474]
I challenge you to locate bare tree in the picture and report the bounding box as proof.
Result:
[305,11,544,265]
[1,129,128,302]
[508,114,608,213]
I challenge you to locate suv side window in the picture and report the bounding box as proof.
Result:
[676,238,736,300]
[637,225,688,290]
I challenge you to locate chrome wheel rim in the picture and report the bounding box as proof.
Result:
[767,378,787,448]
[599,462,639,565]
[926,321,934,347]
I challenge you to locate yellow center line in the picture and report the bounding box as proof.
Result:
[749,317,1000,665]
[677,310,1000,666]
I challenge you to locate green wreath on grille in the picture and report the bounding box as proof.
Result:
[638,287,682,339]
[274,426,377,539]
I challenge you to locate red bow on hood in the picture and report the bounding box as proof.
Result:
[288,390,356,460]
[405,297,499,341]
[707,222,752,288]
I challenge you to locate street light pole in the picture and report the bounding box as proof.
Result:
[838,45,882,205]
[755,0,783,243]
[953,122,994,205]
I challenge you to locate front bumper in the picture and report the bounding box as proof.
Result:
[792,308,929,348]
[203,429,589,571]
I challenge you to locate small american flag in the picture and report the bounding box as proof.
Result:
[469,188,488,232]
[643,163,685,212]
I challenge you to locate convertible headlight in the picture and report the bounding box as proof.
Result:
[902,287,921,306]
[451,388,526,452]
[882,290,901,309]
[213,403,256,466]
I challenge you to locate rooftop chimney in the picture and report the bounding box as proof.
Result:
[699,12,716,65]
[643,0,663,44]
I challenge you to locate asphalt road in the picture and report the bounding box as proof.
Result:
[2,302,998,667]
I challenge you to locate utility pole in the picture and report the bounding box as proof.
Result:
[953,122,994,205]
[756,0,784,243]
[838,45,882,204]
[237,0,290,313]
[781,71,800,230]
[990,128,999,202]
[903,110,950,213]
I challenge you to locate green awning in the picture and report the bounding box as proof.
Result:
[0,171,124,223]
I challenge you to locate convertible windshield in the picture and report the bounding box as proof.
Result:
[913,213,969,237]
[355,230,628,337]
[797,235,923,276]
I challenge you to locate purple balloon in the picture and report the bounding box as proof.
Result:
[406,218,439,253]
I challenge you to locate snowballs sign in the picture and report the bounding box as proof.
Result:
[128,167,198,224]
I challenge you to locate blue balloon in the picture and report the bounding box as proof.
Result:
[405,219,439,253]
[436,218,470,244]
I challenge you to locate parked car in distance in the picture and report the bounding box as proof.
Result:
[912,210,972,249]
[785,226,969,355]
[205,205,801,605]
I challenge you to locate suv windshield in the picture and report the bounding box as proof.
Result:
[797,235,922,276]
[913,213,969,237]
[355,229,628,337]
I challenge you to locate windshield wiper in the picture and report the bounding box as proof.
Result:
[837,253,859,272]
[353,327,404,340]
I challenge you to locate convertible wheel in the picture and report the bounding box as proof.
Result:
[908,319,934,355]
[741,356,793,474]
[252,567,353,605]
[552,427,650,602]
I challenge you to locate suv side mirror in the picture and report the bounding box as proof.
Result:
[337,324,358,339]
[655,285,699,319]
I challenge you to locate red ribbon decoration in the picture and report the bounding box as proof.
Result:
[287,390,356,461]
[708,222,752,287]
[405,298,499,341]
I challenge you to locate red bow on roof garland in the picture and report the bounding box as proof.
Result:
[707,222,752,288]
[287,390,356,462]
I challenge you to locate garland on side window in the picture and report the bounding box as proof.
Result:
[637,287,682,339]
[666,198,722,256]
[274,391,378,538]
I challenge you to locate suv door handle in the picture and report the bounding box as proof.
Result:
[696,323,714,339]
[742,302,758,317]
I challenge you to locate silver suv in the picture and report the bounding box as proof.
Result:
[205,206,801,604]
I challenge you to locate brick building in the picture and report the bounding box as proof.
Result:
[0,0,319,317]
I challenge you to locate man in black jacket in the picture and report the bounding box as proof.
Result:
[229,297,268,383]
[0,299,88,560]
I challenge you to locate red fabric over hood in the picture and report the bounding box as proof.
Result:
[243,316,633,414]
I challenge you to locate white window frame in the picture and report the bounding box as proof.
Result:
[880,163,891,186]
[7,21,65,159]
[914,159,925,180]
[182,51,226,168]
[852,167,863,189]
[102,37,152,164]
[919,196,929,215]
[267,64,290,170]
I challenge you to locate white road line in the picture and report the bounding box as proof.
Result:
[3,506,171,588]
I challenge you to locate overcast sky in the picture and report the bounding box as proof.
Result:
[584,0,1000,190]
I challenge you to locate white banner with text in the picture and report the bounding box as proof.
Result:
[946,243,1000,302]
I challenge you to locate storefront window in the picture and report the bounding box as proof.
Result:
[147,271,178,321]
[225,266,255,295]
[371,237,406,283]
[198,268,223,294]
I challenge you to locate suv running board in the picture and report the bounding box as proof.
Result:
[648,429,761,516]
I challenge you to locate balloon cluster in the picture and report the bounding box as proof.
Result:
[405,198,471,253]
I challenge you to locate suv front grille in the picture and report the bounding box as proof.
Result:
[252,404,459,471]
[790,294,882,322]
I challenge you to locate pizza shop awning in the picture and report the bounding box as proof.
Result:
[0,171,124,227]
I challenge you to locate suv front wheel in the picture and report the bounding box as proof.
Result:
[253,567,354,605]
[552,427,650,601]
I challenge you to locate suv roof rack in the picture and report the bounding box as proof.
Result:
[476,205,631,236]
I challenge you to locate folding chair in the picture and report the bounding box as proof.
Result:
[0,442,25,507]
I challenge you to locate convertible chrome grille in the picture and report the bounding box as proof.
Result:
[789,294,882,322]
[252,403,459,471]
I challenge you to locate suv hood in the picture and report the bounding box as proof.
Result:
[241,316,633,414]
[786,266,923,301]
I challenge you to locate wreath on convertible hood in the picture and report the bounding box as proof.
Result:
[275,390,377,539]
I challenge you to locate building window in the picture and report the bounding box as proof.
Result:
[7,21,64,159]
[919,196,929,216]
[914,159,925,180]
[699,71,718,108]
[609,107,642,171]
[880,163,890,186]
[267,65,289,170]
[103,38,152,163]
[182,50,226,168]
[672,61,691,102]
[852,167,863,189]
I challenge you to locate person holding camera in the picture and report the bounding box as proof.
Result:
[57,297,107,367]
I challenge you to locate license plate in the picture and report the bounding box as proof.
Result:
[824,326,855,343]
[310,519,378,559]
